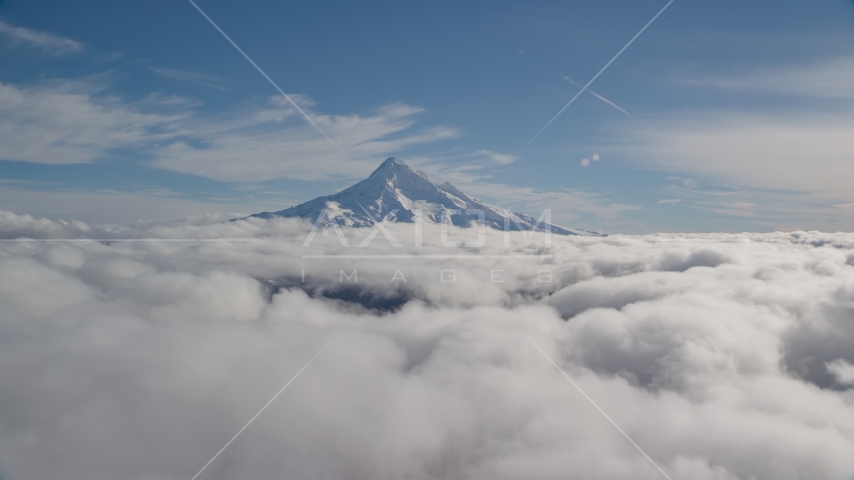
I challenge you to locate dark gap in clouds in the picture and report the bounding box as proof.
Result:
[263,277,416,314]
[588,259,647,278]
[787,232,854,250]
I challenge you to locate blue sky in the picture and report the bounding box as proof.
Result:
[1,0,853,232]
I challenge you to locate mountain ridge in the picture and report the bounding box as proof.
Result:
[247,157,601,236]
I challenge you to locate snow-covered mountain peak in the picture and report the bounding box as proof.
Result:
[373,156,406,171]
[364,157,435,191]
[247,157,599,236]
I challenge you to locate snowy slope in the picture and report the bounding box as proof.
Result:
[248,157,600,236]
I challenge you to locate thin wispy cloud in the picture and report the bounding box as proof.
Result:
[0,185,254,224]
[0,76,459,182]
[475,149,519,165]
[0,79,187,164]
[435,177,641,227]
[684,55,854,100]
[149,66,233,91]
[632,112,854,203]
[0,18,83,55]
[658,168,854,229]
[692,201,756,218]
[151,100,459,182]
[589,53,854,229]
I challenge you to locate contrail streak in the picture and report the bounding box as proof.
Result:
[188,0,350,160]
[562,75,640,121]
[524,0,676,149]
[561,74,670,139]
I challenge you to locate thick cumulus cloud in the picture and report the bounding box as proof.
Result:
[1,210,854,480]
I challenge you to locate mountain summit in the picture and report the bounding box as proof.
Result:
[248,157,597,235]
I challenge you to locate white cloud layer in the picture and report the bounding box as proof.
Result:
[1,210,854,479]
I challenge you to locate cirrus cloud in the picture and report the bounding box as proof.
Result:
[0,76,460,184]
[0,18,83,56]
